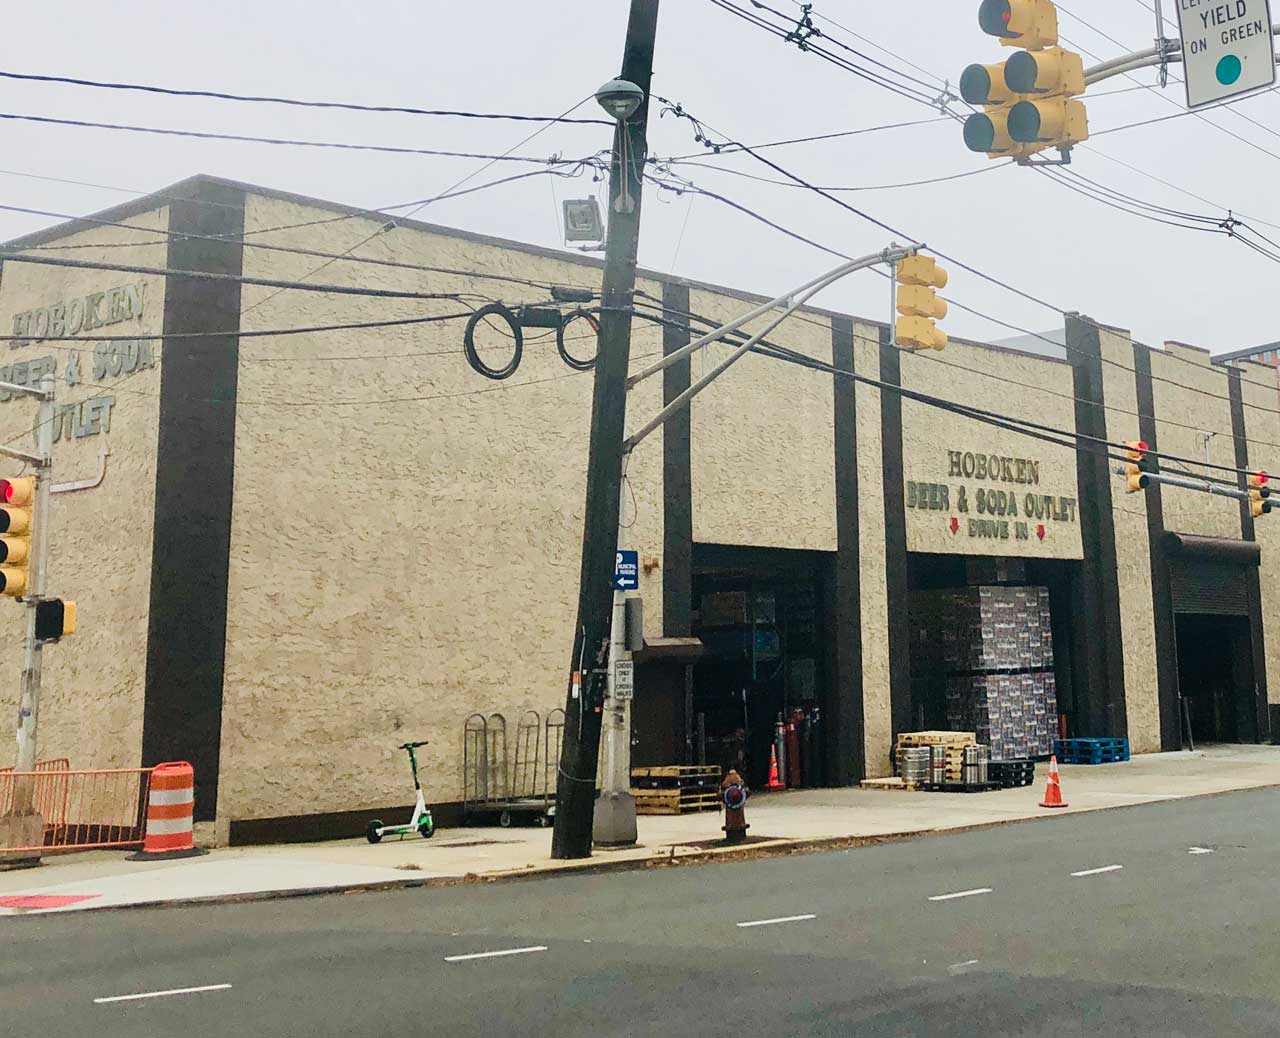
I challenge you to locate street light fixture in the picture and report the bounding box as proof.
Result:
[596,78,645,214]
[595,78,644,121]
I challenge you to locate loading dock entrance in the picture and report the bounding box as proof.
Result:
[1165,532,1268,745]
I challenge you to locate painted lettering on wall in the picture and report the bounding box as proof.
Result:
[10,282,146,346]
[907,449,1077,547]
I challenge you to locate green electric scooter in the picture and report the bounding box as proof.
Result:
[366,740,436,842]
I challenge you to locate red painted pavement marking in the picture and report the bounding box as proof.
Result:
[0,894,100,910]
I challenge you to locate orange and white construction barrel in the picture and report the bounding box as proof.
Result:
[127,761,207,860]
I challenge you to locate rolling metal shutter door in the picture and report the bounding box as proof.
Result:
[1169,559,1249,616]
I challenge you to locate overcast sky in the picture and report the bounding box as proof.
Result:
[0,1,1276,355]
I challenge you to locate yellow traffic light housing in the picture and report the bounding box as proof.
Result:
[35,598,75,642]
[979,0,1059,50]
[895,254,949,352]
[1004,47,1084,95]
[965,1,1087,159]
[1008,97,1089,146]
[962,108,1047,158]
[1124,440,1150,494]
[959,61,1019,107]
[1249,471,1271,518]
[0,477,33,597]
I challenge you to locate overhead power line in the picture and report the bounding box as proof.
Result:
[0,70,614,126]
[641,146,1280,420]
[0,250,472,302]
[0,111,599,164]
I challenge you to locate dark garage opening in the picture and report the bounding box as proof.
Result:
[1175,614,1257,744]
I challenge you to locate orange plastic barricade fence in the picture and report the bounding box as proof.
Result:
[0,768,152,854]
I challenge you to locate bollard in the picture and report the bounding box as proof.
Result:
[721,769,750,845]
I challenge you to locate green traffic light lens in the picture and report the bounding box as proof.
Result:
[978,0,1014,37]
[1007,101,1042,142]
[963,113,996,153]
[1004,51,1038,94]
[959,65,993,105]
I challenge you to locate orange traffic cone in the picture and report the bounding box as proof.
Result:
[1039,755,1068,809]
[765,746,786,791]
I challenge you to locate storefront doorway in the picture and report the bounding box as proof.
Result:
[685,544,829,789]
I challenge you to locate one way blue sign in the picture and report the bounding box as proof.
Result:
[613,550,639,591]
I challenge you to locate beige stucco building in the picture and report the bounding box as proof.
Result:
[1,175,1276,844]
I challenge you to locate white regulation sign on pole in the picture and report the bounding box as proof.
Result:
[1175,0,1276,109]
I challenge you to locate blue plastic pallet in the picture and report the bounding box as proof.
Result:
[1054,738,1130,764]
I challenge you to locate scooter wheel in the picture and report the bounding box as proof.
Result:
[419,820,435,839]
[366,820,384,844]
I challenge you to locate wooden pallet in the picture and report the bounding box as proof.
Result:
[631,788,720,815]
[896,731,976,748]
[860,777,921,792]
[631,765,721,779]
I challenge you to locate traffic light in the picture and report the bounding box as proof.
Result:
[0,477,34,596]
[895,254,948,352]
[1249,471,1271,518]
[34,599,75,642]
[962,0,1088,158]
[1123,441,1151,494]
[978,0,1059,51]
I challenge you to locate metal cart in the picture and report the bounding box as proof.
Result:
[462,709,564,827]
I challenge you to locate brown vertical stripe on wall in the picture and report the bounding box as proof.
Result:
[1132,344,1181,750]
[830,316,864,784]
[1227,368,1270,742]
[661,280,693,638]
[1065,314,1128,739]
[142,180,244,821]
[879,328,912,739]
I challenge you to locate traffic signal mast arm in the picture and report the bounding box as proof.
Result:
[0,379,53,469]
[1080,29,1280,87]
[623,243,920,450]
[1113,463,1270,508]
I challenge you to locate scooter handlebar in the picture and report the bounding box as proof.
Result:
[399,740,429,749]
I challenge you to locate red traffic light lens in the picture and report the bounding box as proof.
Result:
[1136,441,1149,453]
[1002,7,1011,22]
[1258,470,1268,485]
[0,480,14,503]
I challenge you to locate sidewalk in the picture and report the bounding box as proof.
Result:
[3,744,1278,915]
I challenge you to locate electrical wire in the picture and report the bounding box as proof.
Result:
[0,196,601,295]
[0,70,614,126]
[0,111,597,165]
[0,249,470,302]
[659,116,950,162]
[651,97,1280,416]
[631,300,1274,481]
[662,157,1012,192]
[705,0,944,110]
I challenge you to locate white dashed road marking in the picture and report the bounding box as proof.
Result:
[95,984,232,1005]
[928,888,993,902]
[444,946,548,963]
[1188,847,1216,855]
[1070,865,1124,878]
[736,914,817,928]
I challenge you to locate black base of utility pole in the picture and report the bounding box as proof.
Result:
[551,0,660,860]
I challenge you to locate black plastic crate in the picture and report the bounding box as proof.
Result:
[989,759,1036,788]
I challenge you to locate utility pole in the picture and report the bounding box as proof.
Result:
[10,374,55,810]
[551,0,660,860]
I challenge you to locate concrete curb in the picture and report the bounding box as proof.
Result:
[6,779,1279,917]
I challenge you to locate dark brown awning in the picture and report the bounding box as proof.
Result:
[1162,531,1260,566]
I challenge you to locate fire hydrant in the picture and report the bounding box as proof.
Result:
[721,769,749,845]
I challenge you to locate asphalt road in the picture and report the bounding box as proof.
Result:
[5,787,1280,1037]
